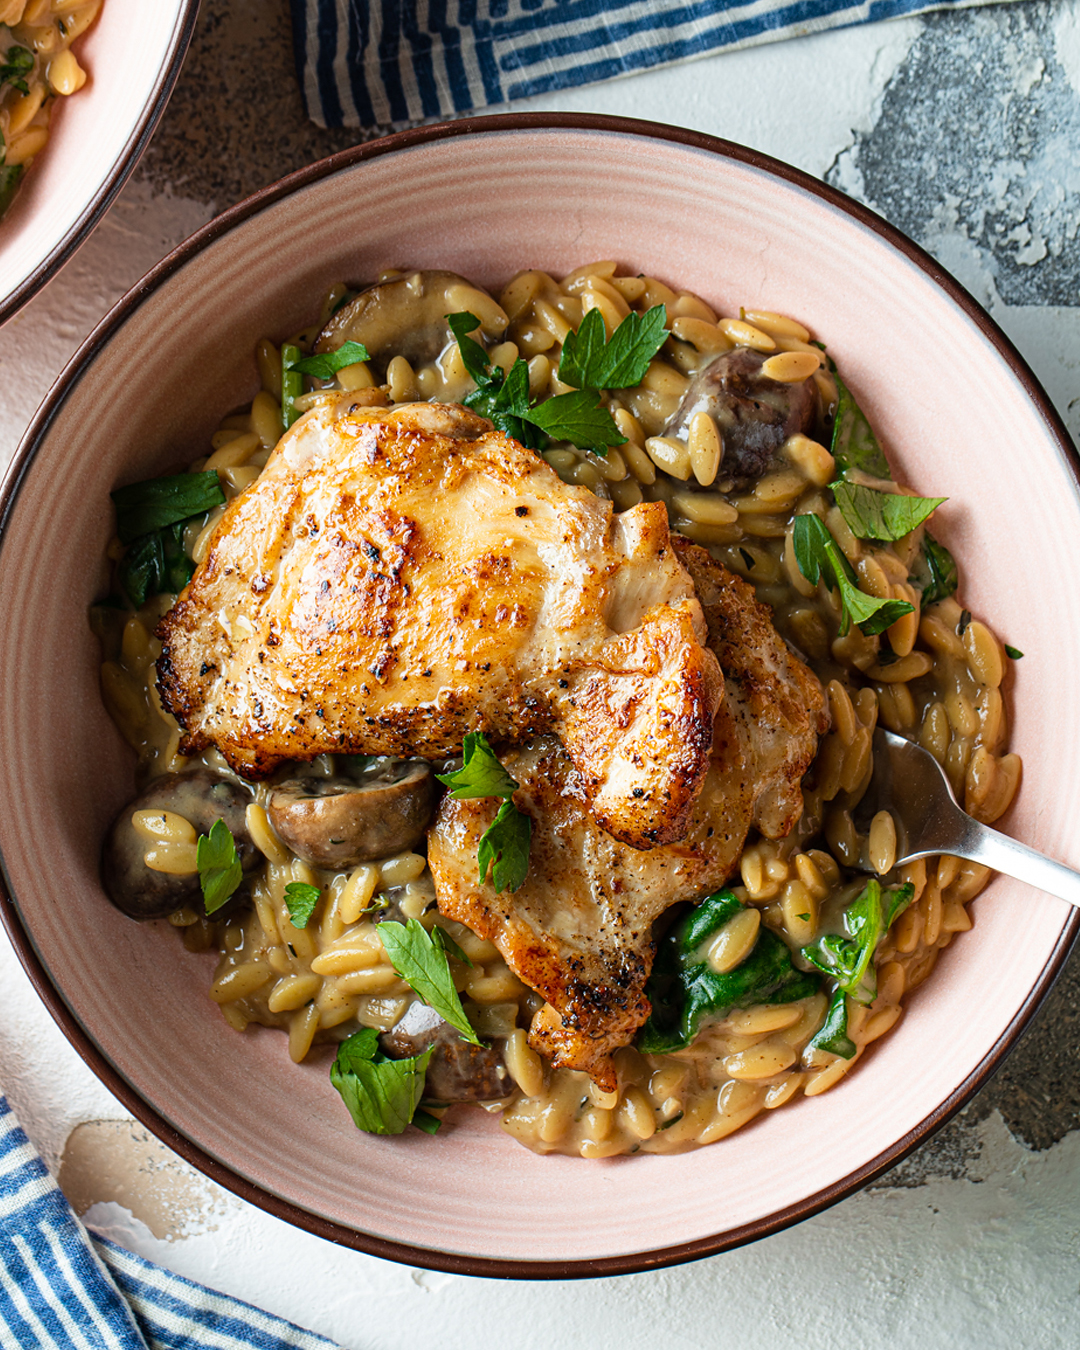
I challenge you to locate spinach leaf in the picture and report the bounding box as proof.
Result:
[910,531,959,606]
[476,798,532,894]
[287,340,370,381]
[802,880,914,1006]
[116,520,196,608]
[832,481,946,542]
[0,46,33,95]
[196,818,243,915]
[791,513,915,637]
[557,305,668,391]
[111,472,225,546]
[638,889,820,1055]
[807,987,856,1059]
[0,163,22,219]
[284,881,321,929]
[281,342,303,429]
[829,364,891,479]
[1005,644,1024,660]
[377,919,482,1046]
[330,1027,435,1136]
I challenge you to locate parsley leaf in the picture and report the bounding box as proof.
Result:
[284,881,321,929]
[431,925,473,968]
[791,513,915,637]
[477,799,532,893]
[287,340,370,381]
[910,530,959,606]
[1005,644,1024,660]
[448,311,624,454]
[111,472,225,546]
[436,732,533,892]
[802,880,914,1006]
[807,987,856,1059]
[829,364,891,479]
[377,919,482,1046]
[0,46,33,96]
[196,819,243,915]
[557,305,668,391]
[330,1027,435,1136]
[527,389,626,450]
[831,481,946,542]
[437,731,520,799]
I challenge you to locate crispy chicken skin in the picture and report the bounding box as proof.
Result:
[428,547,828,1088]
[156,397,722,848]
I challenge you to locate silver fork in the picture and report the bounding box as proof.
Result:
[856,728,1080,910]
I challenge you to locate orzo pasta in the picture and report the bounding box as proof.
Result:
[94,263,1021,1158]
[0,0,101,219]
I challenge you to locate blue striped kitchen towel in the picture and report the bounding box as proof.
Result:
[291,0,1009,127]
[0,1096,339,1350]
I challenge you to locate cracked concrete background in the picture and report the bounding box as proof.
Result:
[2,1,1080,1345]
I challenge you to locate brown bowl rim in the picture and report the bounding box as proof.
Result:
[0,0,200,327]
[2,111,1078,1279]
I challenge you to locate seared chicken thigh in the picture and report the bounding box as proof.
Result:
[157,398,722,848]
[428,547,828,1088]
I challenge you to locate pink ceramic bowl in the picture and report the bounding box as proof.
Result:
[1,115,1077,1276]
[0,0,197,324]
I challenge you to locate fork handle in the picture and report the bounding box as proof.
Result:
[947,816,1080,912]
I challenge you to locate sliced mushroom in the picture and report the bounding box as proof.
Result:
[379,1000,514,1104]
[102,770,258,921]
[267,760,435,869]
[666,347,818,485]
[316,270,508,373]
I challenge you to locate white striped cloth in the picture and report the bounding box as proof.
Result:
[0,1097,339,1350]
[290,0,1011,128]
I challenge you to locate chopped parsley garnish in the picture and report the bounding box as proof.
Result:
[557,304,668,391]
[377,918,482,1046]
[791,513,915,637]
[476,800,532,895]
[957,609,972,636]
[437,731,520,799]
[1004,644,1024,660]
[801,880,914,1006]
[109,471,225,607]
[330,1027,435,1136]
[0,163,23,219]
[436,731,532,893]
[831,480,946,542]
[447,310,628,454]
[196,819,243,915]
[283,881,321,929]
[0,46,33,95]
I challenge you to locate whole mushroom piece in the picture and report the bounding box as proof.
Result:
[379,999,515,1104]
[102,770,258,920]
[666,347,819,486]
[267,760,435,870]
[315,269,508,374]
